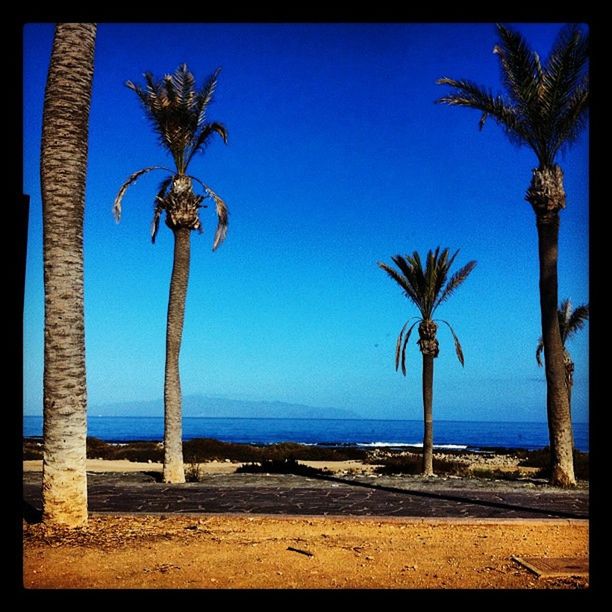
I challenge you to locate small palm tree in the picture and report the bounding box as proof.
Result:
[536,299,589,423]
[378,248,476,475]
[113,64,229,483]
[437,24,588,487]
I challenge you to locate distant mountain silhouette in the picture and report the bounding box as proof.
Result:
[89,395,361,420]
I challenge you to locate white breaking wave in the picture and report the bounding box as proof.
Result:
[357,442,468,450]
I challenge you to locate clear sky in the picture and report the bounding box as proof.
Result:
[23,23,589,422]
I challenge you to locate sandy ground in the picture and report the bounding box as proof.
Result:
[23,515,588,589]
[22,459,380,475]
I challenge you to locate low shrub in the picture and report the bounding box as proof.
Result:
[470,468,522,481]
[184,462,206,483]
[519,447,589,481]
[235,458,327,477]
[375,454,470,476]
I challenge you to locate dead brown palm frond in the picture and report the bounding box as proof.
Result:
[395,319,419,374]
[199,183,229,251]
[437,319,465,366]
[536,338,545,367]
[151,176,172,243]
[113,166,171,222]
[399,321,418,375]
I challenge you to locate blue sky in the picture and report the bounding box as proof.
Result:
[23,23,589,422]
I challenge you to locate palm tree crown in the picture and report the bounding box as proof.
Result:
[536,299,589,366]
[378,247,476,374]
[113,64,229,249]
[437,24,589,168]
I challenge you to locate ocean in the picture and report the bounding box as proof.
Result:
[22,416,589,452]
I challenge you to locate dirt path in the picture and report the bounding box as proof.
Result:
[23,515,588,589]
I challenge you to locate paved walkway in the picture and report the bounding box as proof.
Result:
[23,471,588,520]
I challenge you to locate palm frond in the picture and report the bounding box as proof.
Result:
[113,166,171,222]
[494,24,542,111]
[536,337,544,367]
[381,259,421,311]
[542,25,589,121]
[195,67,222,128]
[434,259,477,310]
[438,319,465,366]
[151,176,172,243]
[399,321,419,376]
[550,78,589,157]
[199,183,229,251]
[394,319,418,372]
[436,77,527,142]
[564,302,589,342]
[172,64,196,108]
[185,122,228,169]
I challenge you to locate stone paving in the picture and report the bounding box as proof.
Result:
[22,471,588,520]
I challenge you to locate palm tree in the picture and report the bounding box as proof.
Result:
[41,23,97,526]
[378,248,476,475]
[536,299,589,429]
[113,64,229,483]
[436,24,588,487]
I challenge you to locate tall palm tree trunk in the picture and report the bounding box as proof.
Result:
[163,227,190,483]
[536,214,576,487]
[421,354,435,476]
[41,23,96,527]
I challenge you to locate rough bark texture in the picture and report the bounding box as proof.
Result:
[163,176,204,231]
[163,228,191,483]
[41,23,96,527]
[527,166,576,487]
[418,320,438,476]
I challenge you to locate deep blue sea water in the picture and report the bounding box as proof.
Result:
[23,416,589,452]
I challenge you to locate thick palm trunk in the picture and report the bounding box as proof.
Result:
[421,354,434,476]
[535,215,576,487]
[163,227,191,483]
[41,23,96,527]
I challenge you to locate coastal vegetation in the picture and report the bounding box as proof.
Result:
[437,24,589,487]
[112,64,229,483]
[33,24,588,540]
[378,248,476,476]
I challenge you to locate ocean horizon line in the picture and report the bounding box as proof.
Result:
[23,414,588,426]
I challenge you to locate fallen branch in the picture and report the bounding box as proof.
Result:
[287,546,314,557]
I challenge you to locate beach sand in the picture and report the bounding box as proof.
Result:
[23,514,588,589]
